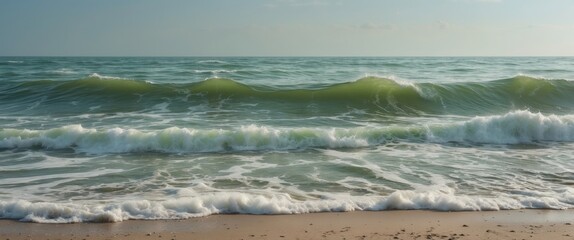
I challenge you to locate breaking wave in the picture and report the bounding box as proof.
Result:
[1,111,573,153]
[1,187,571,223]
[1,74,573,115]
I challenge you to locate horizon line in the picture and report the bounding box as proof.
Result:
[1,55,573,58]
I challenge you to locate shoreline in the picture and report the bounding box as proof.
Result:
[1,210,573,239]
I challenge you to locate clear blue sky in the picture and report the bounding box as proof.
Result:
[1,0,573,56]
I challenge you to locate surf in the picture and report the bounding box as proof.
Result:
[2,74,574,116]
[1,186,571,223]
[1,110,572,154]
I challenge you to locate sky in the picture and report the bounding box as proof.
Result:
[1,0,573,56]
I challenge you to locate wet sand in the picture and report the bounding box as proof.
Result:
[1,210,573,239]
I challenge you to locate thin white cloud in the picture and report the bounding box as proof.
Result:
[436,21,450,30]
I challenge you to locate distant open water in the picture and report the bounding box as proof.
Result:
[1,57,573,223]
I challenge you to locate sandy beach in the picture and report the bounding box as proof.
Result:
[1,210,573,240]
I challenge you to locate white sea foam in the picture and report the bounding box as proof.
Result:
[0,125,372,153]
[88,73,124,80]
[430,110,574,144]
[1,111,574,153]
[364,74,434,100]
[197,60,228,64]
[0,188,570,223]
[193,69,237,74]
[50,68,77,75]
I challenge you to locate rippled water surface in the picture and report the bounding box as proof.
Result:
[1,57,573,222]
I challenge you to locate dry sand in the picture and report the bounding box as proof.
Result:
[1,210,573,240]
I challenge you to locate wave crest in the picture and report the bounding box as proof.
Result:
[1,111,573,153]
[2,75,574,115]
[1,188,570,223]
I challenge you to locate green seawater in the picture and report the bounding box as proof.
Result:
[0,57,574,223]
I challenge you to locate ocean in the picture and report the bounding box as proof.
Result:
[1,57,573,223]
